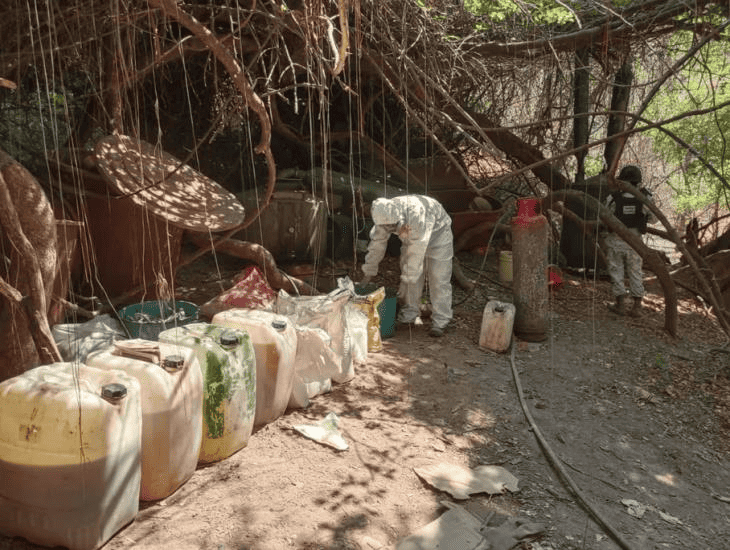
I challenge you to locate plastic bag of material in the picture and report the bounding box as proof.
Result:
[199,265,277,320]
[288,326,341,409]
[345,304,369,364]
[349,282,386,352]
[276,277,355,383]
[52,314,128,363]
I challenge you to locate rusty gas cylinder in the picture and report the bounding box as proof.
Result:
[512,197,548,342]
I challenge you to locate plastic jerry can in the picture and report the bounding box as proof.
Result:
[0,363,142,550]
[479,300,516,353]
[211,308,297,427]
[86,339,203,501]
[158,322,256,464]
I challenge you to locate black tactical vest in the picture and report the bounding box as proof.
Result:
[611,191,647,233]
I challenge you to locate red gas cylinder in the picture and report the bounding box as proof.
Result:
[512,197,548,342]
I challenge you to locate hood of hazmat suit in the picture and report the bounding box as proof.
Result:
[371,198,401,225]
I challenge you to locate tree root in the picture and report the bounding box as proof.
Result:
[185,232,318,296]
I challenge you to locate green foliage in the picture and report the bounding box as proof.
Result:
[463,0,588,25]
[457,0,636,34]
[463,0,515,21]
[584,154,604,178]
[645,26,730,214]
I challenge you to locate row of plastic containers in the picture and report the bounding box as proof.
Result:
[0,308,301,550]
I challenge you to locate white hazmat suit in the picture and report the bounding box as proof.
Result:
[361,195,453,331]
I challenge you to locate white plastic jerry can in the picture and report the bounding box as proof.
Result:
[211,308,297,427]
[479,300,516,353]
[158,322,256,464]
[0,363,142,550]
[86,339,203,501]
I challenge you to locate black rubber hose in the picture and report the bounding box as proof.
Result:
[508,344,638,550]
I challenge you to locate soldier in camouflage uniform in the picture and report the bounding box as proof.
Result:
[602,165,655,317]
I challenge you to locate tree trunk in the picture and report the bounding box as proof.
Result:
[573,48,591,183]
[0,149,61,381]
[185,232,317,296]
[604,61,633,173]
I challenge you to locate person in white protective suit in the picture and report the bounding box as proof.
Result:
[360,195,453,337]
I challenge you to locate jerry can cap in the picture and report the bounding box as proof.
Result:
[101,383,127,402]
[162,354,185,372]
[219,331,240,347]
[271,320,287,331]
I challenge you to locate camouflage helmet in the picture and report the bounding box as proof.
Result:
[618,164,642,184]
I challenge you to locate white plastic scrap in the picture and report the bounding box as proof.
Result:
[621,499,648,519]
[293,412,348,451]
[395,501,544,550]
[621,499,684,525]
[414,462,519,500]
[655,509,683,525]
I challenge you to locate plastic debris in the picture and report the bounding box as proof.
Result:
[655,509,683,525]
[621,499,648,518]
[414,462,519,500]
[395,501,543,550]
[293,412,348,451]
[621,499,683,525]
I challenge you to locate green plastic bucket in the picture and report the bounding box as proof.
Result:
[355,284,398,339]
[117,300,199,341]
[379,288,398,339]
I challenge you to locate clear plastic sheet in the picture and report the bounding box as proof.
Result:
[51,313,128,363]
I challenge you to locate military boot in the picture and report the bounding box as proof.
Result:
[628,296,643,318]
[608,294,626,315]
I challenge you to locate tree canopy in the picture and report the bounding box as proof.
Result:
[2,0,729,198]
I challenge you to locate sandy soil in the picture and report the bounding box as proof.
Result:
[2,248,729,550]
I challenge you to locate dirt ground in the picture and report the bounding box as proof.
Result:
[2,246,729,550]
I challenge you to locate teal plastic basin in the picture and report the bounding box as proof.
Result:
[117,300,199,341]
